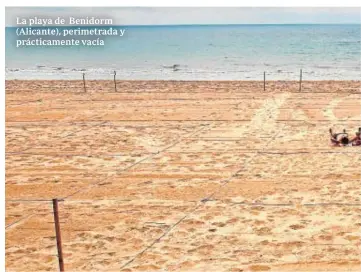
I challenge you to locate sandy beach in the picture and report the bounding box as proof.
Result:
[5,80,361,271]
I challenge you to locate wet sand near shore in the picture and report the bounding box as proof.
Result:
[5,80,361,271]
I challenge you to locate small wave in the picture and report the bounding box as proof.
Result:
[314,65,333,69]
[163,64,180,69]
[336,41,358,45]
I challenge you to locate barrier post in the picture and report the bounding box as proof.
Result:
[82,73,86,93]
[52,199,64,272]
[114,71,117,92]
[263,71,266,91]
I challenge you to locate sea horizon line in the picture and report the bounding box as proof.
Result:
[5,23,361,28]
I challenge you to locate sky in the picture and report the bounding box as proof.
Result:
[5,7,361,26]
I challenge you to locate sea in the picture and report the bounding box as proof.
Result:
[5,24,361,80]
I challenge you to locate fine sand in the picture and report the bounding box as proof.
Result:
[5,80,361,271]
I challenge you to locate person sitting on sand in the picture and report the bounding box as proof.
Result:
[329,128,349,146]
[350,131,361,146]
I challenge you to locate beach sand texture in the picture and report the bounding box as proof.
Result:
[5,80,361,271]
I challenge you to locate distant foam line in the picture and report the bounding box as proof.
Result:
[5,66,361,80]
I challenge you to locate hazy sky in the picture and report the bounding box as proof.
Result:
[6,7,361,26]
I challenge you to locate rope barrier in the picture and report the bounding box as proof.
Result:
[6,78,360,269]
[119,94,290,269]
[61,124,211,200]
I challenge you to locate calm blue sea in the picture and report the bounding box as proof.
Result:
[5,24,361,80]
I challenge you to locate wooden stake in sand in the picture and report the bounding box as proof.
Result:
[52,199,64,272]
[82,73,86,93]
[299,69,302,91]
[114,71,117,92]
[263,71,266,91]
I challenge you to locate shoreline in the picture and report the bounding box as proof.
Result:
[6,80,360,94]
[5,79,361,81]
